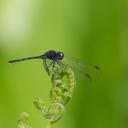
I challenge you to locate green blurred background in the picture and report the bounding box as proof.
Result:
[0,0,128,128]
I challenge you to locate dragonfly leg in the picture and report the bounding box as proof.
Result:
[48,61,54,68]
[43,60,61,76]
[43,59,52,75]
[52,61,57,73]
[57,61,66,68]
[51,61,62,75]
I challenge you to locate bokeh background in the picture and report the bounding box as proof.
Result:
[0,0,128,128]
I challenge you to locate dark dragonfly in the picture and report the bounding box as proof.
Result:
[8,50,65,75]
[8,50,100,79]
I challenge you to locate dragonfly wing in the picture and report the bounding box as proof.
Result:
[61,55,100,80]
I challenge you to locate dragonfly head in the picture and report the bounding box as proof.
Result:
[57,51,64,60]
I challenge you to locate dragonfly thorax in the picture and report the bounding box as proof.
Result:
[42,50,64,61]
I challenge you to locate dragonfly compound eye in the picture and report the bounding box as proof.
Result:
[58,52,64,60]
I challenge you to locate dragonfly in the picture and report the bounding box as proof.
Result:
[8,50,100,79]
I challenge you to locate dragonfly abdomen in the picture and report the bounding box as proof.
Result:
[8,56,41,63]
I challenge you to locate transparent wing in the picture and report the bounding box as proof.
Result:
[61,55,100,81]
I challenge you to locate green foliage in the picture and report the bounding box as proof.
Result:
[18,112,31,128]
[18,65,75,128]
